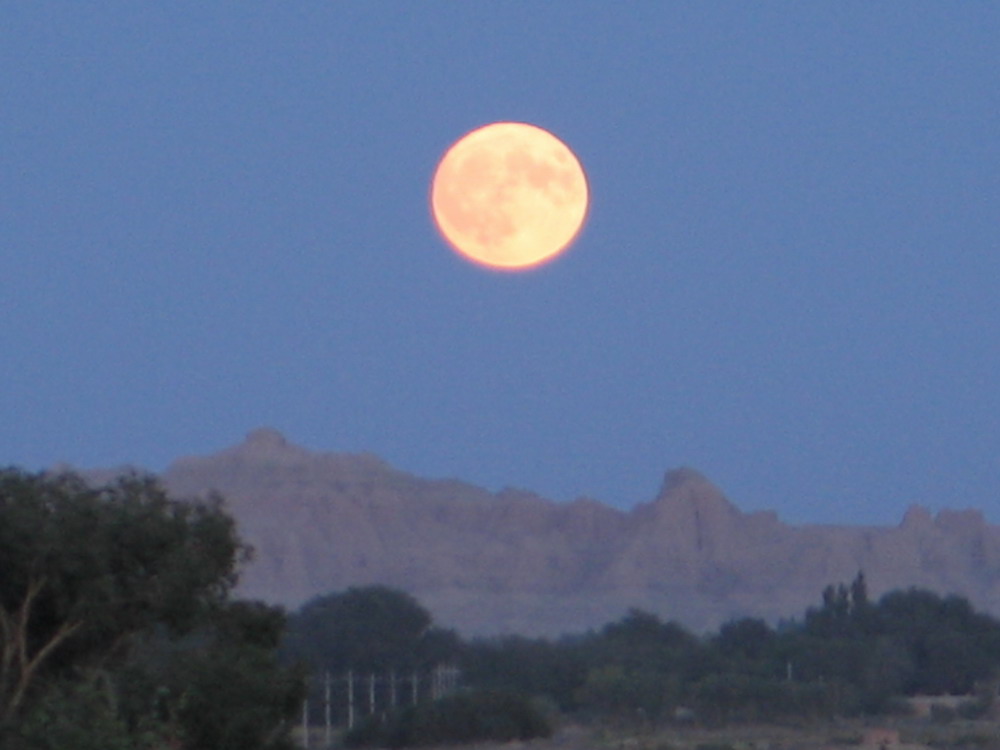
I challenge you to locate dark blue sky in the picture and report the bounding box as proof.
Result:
[3,3,998,524]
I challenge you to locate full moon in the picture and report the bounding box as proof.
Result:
[430,122,589,271]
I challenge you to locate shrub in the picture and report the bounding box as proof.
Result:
[957,698,989,720]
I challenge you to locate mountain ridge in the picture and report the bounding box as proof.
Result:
[81,428,1000,636]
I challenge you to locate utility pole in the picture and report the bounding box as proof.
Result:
[301,697,309,748]
[347,670,355,730]
[324,671,332,747]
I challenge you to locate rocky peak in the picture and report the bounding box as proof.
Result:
[217,427,313,466]
[163,428,315,497]
[245,427,289,448]
[651,467,739,521]
[623,467,741,558]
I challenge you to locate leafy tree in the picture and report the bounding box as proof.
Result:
[283,585,458,674]
[6,678,152,750]
[0,469,244,726]
[874,588,1000,694]
[0,468,303,749]
[569,610,702,720]
[460,634,588,711]
[851,570,870,609]
[593,609,701,676]
[163,602,306,750]
[99,600,304,750]
[713,618,775,666]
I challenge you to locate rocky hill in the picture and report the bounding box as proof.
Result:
[100,428,1000,636]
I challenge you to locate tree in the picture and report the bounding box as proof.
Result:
[570,610,702,720]
[158,602,306,750]
[7,678,144,750]
[595,609,700,672]
[0,469,245,725]
[0,467,303,749]
[713,618,775,664]
[874,588,1000,694]
[283,586,457,674]
[851,570,870,610]
[460,635,588,711]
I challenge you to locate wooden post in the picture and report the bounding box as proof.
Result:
[324,671,332,747]
[347,670,355,729]
[302,696,309,748]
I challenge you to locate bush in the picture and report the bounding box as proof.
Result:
[344,689,551,748]
[957,698,989,720]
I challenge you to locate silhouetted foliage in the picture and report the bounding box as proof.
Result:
[455,571,1000,724]
[282,585,460,676]
[0,468,303,750]
[130,601,306,750]
[459,634,587,712]
[713,618,776,666]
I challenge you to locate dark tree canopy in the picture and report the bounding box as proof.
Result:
[0,469,245,723]
[283,585,457,674]
[0,467,303,750]
[458,574,1000,724]
[713,618,775,662]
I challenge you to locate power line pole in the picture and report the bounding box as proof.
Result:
[324,671,332,747]
[347,670,355,730]
[301,696,309,748]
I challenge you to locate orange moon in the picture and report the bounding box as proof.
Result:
[430,122,589,271]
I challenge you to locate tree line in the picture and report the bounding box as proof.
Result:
[284,574,1000,728]
[458,572,1000,723]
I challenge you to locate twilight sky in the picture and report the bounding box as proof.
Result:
[3,3,998,525]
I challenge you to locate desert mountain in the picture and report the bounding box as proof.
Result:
[116,429,1000,636]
